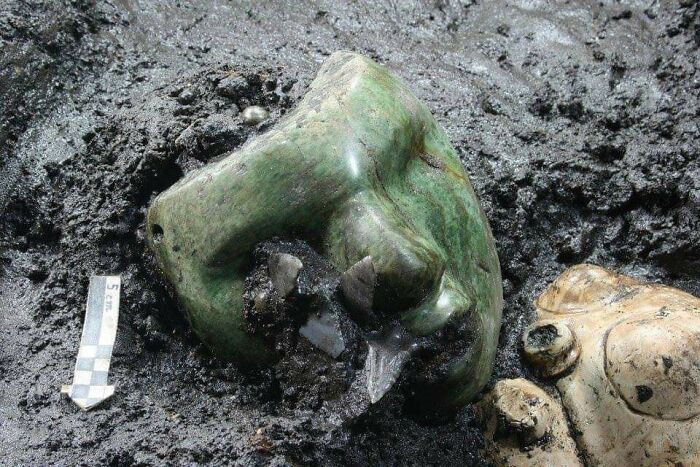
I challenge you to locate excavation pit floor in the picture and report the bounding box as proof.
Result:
[0,1,698,465]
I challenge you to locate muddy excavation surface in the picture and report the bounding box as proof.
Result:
[0,1,698,465]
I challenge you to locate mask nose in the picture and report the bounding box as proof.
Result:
[325,191,444,314]
[373,232,443,312]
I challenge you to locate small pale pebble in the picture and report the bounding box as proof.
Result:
[242,105,269,125]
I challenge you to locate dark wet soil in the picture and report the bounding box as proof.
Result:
[1,1,698,465]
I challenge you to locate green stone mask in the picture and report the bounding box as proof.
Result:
[147,52,502,406]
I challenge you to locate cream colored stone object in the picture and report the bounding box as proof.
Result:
[476,378,582,467]
[523,264,700,466]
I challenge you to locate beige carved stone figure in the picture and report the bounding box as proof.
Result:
[476,378,582,466]
[481,264,700,466]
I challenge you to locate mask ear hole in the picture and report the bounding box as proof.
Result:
[151,224,164,243]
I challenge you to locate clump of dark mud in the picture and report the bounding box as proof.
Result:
[242,239,366,413]
[1,1,698,465]
[240,239,455,422]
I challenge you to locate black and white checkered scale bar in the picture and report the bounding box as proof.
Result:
[62,276,120,410]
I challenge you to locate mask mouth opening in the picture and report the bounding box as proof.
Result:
[241,237,465,422]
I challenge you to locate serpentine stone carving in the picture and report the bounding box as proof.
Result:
[147,52,502,406]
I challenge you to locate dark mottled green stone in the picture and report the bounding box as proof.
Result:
[147,52,502,406]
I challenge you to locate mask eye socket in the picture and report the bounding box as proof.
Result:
[605,314,700,421]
